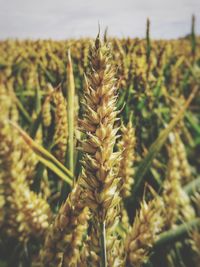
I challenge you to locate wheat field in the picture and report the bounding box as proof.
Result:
[0,19,200,267]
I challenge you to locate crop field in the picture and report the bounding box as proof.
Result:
[0,21,200,267]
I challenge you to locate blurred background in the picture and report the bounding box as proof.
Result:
[0,0,200,39]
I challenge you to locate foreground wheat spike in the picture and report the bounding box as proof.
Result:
[79,35,121,266]
[163,133,195,229]
[0,85,51,242]
[53,86,68,164]
[117,119,136,198]
[125,194,164,267]
[40,184,89,267]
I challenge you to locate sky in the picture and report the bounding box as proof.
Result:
[0,0,200,40]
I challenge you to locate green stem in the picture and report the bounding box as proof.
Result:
[100,221,107,267]
[146,17,151,65]
[191,14,196,60]
[15,95,32,123]
[29,112,42,138]
[184,176,200,196]
[154,218,200,249]
[67,49,75,179]
[35,85,41,114]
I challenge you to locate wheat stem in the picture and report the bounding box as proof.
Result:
[184,176,200,196]
[67,49,75,178]
[154,218,200,249]
[100,221,107,267]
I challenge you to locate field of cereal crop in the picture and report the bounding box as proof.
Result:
[0,17,200,267]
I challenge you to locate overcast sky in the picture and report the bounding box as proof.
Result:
[0,0,199,40]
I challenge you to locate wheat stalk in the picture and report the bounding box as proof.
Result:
[79,35,121,266]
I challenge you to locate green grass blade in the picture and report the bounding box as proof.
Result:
[131,86,198,209]
[184,176,200,196]
[10,122,73,186]
[66,49,75,177]
[29,111,42,138]
[154,218,200,249]
[100,221,107,267]
[34,85,42,115]
[14,95,32,123]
